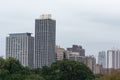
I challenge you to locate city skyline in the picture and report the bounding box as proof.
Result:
[1,0,120,58]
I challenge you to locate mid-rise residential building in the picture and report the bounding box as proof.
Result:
[68,54,96,72]
[67,45,85,56]
[98,51,106,68]
[68,56,87,64]
[6,33,34,67]
[56,45,65,60]
[94,64,103,74]
[34,14,56,68]
[86,56,96,72]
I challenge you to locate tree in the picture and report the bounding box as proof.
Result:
[5,57,24,74]
[25,74,45,80]
[0,69,9,80]
[41,59,95,80]
[40,66,52,80]
[0,57,5,69]
[0,57,96,80]
[6,74,25,80]
[32,68,41,74]
[0,57,9,80]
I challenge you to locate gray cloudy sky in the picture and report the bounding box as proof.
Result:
[0,0,120,58]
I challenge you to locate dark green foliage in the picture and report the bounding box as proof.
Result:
[6,74,25,80]
[0,57,95,80]
[25,74,45,80]
[5,57,24,74]
[41,59,95,80]
[0,69,9,80]
[0,57,45,80]
[0,57,6,69]
[32,68,41,74]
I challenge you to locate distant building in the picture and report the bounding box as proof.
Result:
[107,49,120,69]
[94,64,103,74]
[65,47,86,64]
[86,56,96,72]
[64,50,72,59]
[98,51,106,68]
[67,45,85,56]
[69,52,79,57]
[34,14,56,68]
[68,54,96,72]
[56,45,65,60]
[68,56,87,64]
[6,33,34,67]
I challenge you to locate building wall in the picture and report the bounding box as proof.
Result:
[98,51,106,68]
[107,49,120,69]
[94,64,103,74]
[6,33,34,67]
[67,45,85,56]
[67,54,96,72]
[56,46,65,60]
[34,15,56,68]
[86,56,96,72]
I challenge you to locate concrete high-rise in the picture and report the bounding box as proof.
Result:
[34,14,56,68]
[98,51,106,68]
[6,33,34,67]
[107,49,120,69]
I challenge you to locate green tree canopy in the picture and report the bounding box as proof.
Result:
[41,59,95,80]
[0,57,96,80]
[25,74,45,80]
[5,57,24,74]
[0,57,6,69]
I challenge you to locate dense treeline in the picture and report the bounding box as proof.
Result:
[0,57,95,80]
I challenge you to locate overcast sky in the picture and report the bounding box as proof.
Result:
[0,0,120,58]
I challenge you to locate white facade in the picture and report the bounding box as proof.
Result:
[6,33,34,67]
[107,49,120,69]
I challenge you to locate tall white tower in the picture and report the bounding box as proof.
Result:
[107,48,120,69]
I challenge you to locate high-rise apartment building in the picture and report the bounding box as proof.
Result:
[6,33,34,67]
[107,49,120,69]
[34,14,56,68]
[98,51,106,68]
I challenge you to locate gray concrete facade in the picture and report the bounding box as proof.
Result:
[34,14,56,68]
